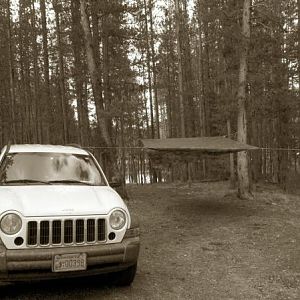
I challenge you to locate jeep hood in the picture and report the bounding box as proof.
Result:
[0,185,127,217]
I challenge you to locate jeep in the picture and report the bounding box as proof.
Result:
[0,144,139,285]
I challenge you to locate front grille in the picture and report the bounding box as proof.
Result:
[27,218,106,247]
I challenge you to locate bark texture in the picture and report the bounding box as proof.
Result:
[237,0,251,198]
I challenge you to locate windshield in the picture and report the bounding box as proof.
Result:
[0,152,106,186]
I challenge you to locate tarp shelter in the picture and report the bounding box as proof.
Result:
[141,137,258,167]
[141,137,258,154]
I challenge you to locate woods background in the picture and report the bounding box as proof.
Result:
[0,0,299,187]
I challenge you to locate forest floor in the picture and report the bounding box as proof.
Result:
[1,181,300,299]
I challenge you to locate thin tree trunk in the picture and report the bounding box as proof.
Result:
[100,0,115,143]
[166,61,173,138]
[237,0,251,198]
[227,119,236,189]
[196,0,207,178]
[90,0,102,74]
[149,0,160,138]
[30,0,40,143]
[120,94,129,199]
[196,1,205,137]
[18,1,31,143]
[174,0,185,138]
[40,0,51,143]
[202,2,211,136]
[143,0,155,139]
[182,0,195,137]
[298,0,300,101]
[142,59,150,135]
[53,1,68,144]
[7,0,16,142]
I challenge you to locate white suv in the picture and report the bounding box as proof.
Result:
[0,144,139,285]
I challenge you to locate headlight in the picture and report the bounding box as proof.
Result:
[0,213,22,235]
[109,210,126,230]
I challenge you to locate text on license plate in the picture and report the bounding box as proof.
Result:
[52,253,87,272]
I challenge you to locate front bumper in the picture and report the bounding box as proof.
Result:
[0,235,139,282]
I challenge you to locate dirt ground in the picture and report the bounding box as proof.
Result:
[1,181,300,299]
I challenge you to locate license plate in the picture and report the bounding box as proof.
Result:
[52,253,87,273]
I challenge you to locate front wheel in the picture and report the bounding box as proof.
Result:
[114,263,137,286]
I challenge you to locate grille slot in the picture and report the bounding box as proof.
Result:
[97,219,106,241]
[76,220,84,243]
[40,221,49,245]
[87,219,95,242]
[64,220,73,244]
[52,220,62,244]
[27,221,37,245]
[26,218,106,247]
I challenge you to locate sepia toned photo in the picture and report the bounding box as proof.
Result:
[0,0,299,299]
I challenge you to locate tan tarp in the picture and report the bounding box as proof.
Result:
[141,137,258,154]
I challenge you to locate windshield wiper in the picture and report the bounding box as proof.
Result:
[48,180,93,186]
[1,179,53,185]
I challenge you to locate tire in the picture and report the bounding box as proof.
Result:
[114,263,137,286]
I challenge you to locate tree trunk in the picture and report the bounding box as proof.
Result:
[182,0,195,137]
[298,0,300,101]
[53,0,68,144]
[166,60,173,138]
[149,0,160,138]
[120,94,129,199]
[174,0,185,138]
[227,119,236,189]
[80,0,122,183]
[143,0,155,139]
[142,60,150,135]
[237,0,251,198]
[80,0,111,147]
[100,0,115,144]
[196,0,205,137]
[30,0,40,143]
[7,0,16,143]
[70,0,90,146]
[202,2,211,136]
[40,0,51,143]
[18,1,31,143]
[196,0,207,178]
